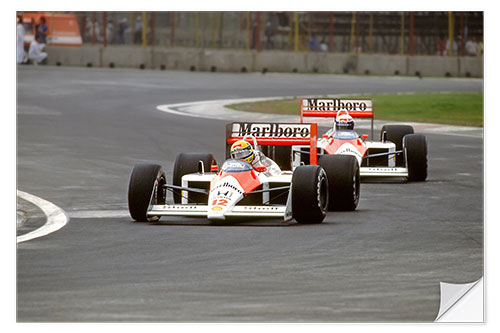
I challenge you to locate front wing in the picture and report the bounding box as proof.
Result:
[148,204,288,219]
[360,166,408,177]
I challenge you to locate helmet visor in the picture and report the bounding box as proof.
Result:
[231,149,252,160]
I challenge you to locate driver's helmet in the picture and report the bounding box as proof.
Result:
[230,140,255,164]
[335,113,355,131]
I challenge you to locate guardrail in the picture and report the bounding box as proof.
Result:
[44,45,483,78]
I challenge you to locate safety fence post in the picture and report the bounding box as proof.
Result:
[195,12,199,48]
[329,12,334,52]
[400,12,405,55]
[294,12,299,52]
[170,12,175,47]
[151,12,155,47]
[459,12,464,56]
[349,12,355,55]
[92,12,96,44]
[256,12,261,52]
[103,12,107,47]
[130,13,135,45]
[355,12,360,54]
[448,11,454,56]
[142,12,146,48]
[409,12,414,56]
[369,13,373,54]
[247,12,251,51]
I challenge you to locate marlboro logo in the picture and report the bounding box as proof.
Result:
[232,123,311,138]
[304,99,372,112]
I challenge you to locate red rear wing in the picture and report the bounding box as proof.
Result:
[300,98,374,138]
[226,122,318,165]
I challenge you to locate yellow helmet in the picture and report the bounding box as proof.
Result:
[230,140,255,164]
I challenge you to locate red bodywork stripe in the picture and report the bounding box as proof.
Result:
[323,138,368,156]
[210,170,262,194]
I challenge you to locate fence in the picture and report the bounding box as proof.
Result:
[73,11,483,57]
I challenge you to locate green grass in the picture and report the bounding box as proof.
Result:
[226,92,483,127]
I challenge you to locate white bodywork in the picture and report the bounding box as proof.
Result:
[293,137,409,178]
[147,170,293,221]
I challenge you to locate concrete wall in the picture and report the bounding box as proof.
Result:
[44,45,483,78]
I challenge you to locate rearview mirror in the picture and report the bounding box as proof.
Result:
[254,166,266,173]
[362,134,369,140]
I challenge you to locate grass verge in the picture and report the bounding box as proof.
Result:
[226,92,483,127]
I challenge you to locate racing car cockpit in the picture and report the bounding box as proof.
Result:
[322,111,361,140]
[230,135,282,176]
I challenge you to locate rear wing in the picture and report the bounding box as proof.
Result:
[300,98,374,138]
[225,122,318,165]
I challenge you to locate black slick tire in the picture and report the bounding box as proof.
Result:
[291,165,329,224]
[172,153,217,204]
[318,155,360,211]
[381,125,414,166]
[128,164,166,222]
[403,134,428,181]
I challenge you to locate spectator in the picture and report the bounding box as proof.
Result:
[37,16,49,44]
[320,38,328,52]
[17,14,25,64]
[134,16,142,44]
[476,38,483,57]
[265,21,274,49]
[86,19,102,43]
[309,34,318,51]
[118,17,128,44]
[437,34,446,56]
[465,37,478,56]
[106,19,114,44]
[28,34,47,65]
[445,38,458,56]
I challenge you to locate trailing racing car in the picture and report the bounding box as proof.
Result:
[128,122,359,223]
[294,98,428,182]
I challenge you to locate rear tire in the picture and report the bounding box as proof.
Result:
[318,155,360,211]
[128,164,166,222]
[172,153,217,203]
[292,165,329,224]
[381,125,414,166]
[404,134,428,181]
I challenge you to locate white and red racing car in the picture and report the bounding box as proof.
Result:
[293,98,428,182]
[128,122,359,224]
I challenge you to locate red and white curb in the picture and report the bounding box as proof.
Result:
[17,190,69,243]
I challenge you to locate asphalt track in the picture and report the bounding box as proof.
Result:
[17,66,483,322]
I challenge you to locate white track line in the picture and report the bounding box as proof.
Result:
[17,190,69,243]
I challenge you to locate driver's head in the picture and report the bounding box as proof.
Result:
[335,113,354,131]
[230,140,255,164]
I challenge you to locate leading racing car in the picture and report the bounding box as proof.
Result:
[128,122,359,224]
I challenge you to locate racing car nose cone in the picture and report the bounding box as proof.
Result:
[207,204,227,220]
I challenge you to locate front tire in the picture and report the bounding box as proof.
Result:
[128,164,166,222]
[172,153,217,204]
[404,134,428,181]
[318,155,360,211]
[381,125,414,166]
[292,165,329,224]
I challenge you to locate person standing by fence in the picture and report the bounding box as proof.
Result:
[17,14,25,64]
[37,16,48,44]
